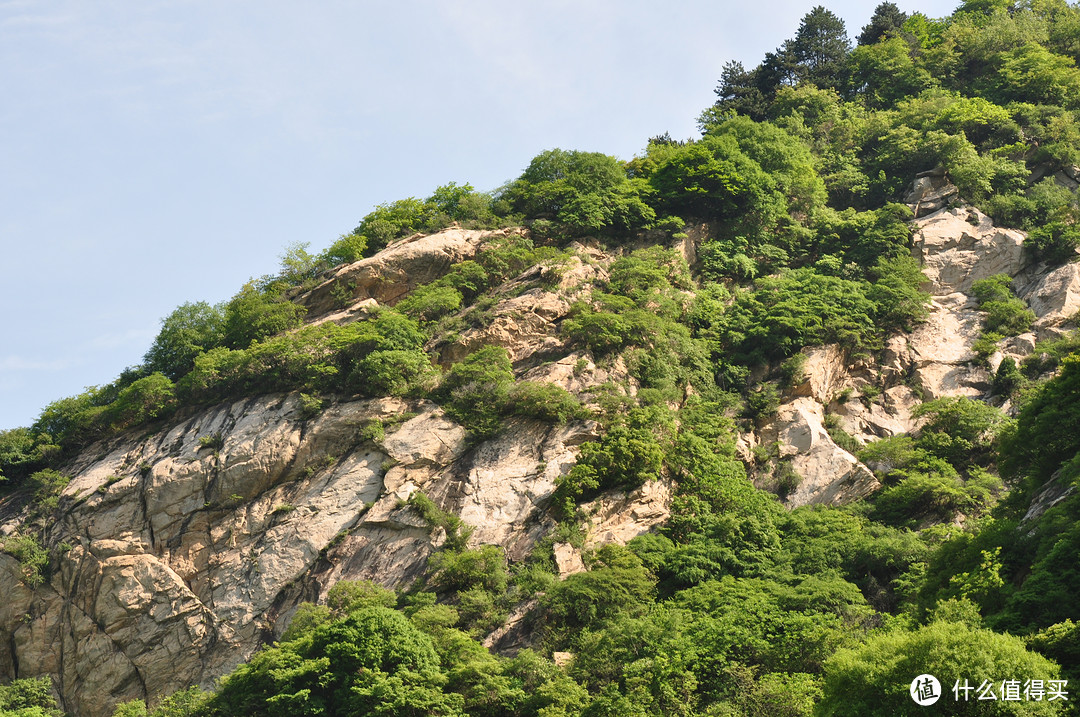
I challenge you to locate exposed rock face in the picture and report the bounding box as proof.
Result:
[758,398,879,508]
[0,395,592,717]
[905,169,959,218]
[1019,262,1080,338]
[439,288,571,366]
[912,207,1027,294]
[748,205,1058,505]
[582,478,674,548]
[300,227,526,318]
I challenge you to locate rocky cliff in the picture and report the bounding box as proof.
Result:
[2,206,1077,716]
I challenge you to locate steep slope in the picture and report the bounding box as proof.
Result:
[0,228,671,716]
[2,199,1075,715]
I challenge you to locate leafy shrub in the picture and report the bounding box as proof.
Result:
[743,382,782,421]
[0,677,63,716]
[27,468,69,508]
[221,282,306,350]
[434,346,514,438]
[427,545,508,595]
[870,471,998,527]
[723,268,881,363]
[913,396,1010,468]
[396,284,463,324]
[143,301,226,380]
[326,579,398,615]
[553,420,665,516]
[1027,221,1080,265]
[408,492,473,553]
[0,533,49,586]
[542,545,655,629]
[1021,331,1080,377]
[502,149,655,235]
[819,620,1061,716]
[1001,355,1080,485]
[352,349,438,397]
[205,606,461,716]
[506,382,587,424]
[107,372,177,429]
[972,274,1034,337]
[319,233,367,267]
[976,272,1015,304]
[993,356,1024,395]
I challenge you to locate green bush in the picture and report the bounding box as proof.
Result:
[506,382,587,424]
[1027,221,1080,265]
[912,396,1010,468]
[553,420,665,516]
[319,233,367,267]
[396,285,463,324]
[972,274,1034,337]
[143,301,226,380]
[326,579,398,615]
[222,282,307,350]
[351,350,438,397]
[722,268,881,363]
[503,149,655,235]
[819,620,1061,716]
[543,545,655,629]
[427,545,508,596]
[205,606,462,716]
[870,471,997,527]
[0,677,63,716]
[107,372,177,429]
[0,533,49,587]
[434,346,514,438]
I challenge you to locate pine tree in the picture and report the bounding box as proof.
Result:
[858,2,909,46]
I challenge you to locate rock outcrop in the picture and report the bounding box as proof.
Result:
[300,227,525,320]
[0,395,591,716]
[747,204,1062,505]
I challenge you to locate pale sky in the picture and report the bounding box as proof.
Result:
[1,0,961,430]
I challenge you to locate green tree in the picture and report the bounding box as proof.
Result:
[107,372,177,429]
[787,6,853,91]
[143,301,226,380]
[819,620,1061,715]
[434,346,514,438]
[858,2,909,46]
[503,149,654,235]
[0,677,63,717]
[222,283,306,350]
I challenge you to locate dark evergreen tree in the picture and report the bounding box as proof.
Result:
[712,60,770,120]
[788,5,852,90]
[857,2,909,46]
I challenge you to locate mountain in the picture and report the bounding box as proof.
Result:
[4,3,1080,715]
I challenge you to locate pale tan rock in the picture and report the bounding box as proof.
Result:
[832,386,920,443]
[789,345,848,404]
[439,288,571,365]
[904,294,990,399]
[552,543,586,578]
[2,390,599,716]
[759,398,879,507]
[913,208,1027,294]
[582,478,674,548]
[1021,263,1080,334]
[300,227,524,316]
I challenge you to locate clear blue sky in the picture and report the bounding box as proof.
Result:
[0,0,960,430]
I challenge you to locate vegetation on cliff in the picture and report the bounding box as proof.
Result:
[4,1,1080,716]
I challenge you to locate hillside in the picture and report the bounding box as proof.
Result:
[4,2,1080,716]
